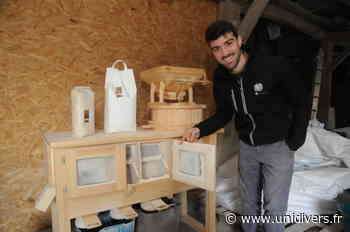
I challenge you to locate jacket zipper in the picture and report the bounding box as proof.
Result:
[239,78,256,146]
[231,89,238,111]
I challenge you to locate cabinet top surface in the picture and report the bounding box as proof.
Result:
[44,129,183,148]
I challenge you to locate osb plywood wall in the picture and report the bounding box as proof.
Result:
[0,0,217,231]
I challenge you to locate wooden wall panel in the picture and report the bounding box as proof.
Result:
[0,0,218,231]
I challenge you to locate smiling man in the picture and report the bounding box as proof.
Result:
[182,20,309,232]
[210,29,246,73]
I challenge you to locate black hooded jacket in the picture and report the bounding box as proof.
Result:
[195,52,309,151]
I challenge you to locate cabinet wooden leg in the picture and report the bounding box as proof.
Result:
[205,190,216,232]
[180,191,188,217]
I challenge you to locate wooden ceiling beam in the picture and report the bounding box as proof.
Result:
[259,4,326,39]
[238,0,271,43]
[234,0,326,39]
[271,0,334,31]
[317,40,334,125]
[232,0,339,41]
[333,48,350,70]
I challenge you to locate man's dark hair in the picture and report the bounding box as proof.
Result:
[205,20,238,43]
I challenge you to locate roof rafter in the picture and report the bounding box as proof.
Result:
[271,0,334,31]
[238,0,270,42]
[238,1,326,39]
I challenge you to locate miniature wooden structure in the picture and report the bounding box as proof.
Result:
[140,66,210,131]
[39,129,219,232]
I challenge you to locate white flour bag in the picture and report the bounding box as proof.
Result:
[104,60,137,133]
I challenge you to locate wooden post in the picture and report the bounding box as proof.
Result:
[310,48,324,120]
[150,82,156,103]
[53,150,70,232]
[203,132,222,232]
[317,40,334,126]
[188,87,194,104]
[205,191,216,232]
[159,81,165,103]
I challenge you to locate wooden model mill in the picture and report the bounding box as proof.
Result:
[140,66,210,131]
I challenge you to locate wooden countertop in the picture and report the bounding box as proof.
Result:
[44,129,183,148]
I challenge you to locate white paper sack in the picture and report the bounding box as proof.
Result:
[287,198,337,215]
[287,188,337,215]
[288,121,350,215]
[104,60,137,133]
[291,167,350,200]
[299,125,350,159]
[295,124,350,167]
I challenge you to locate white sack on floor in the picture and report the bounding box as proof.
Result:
[216,155,242,213]
[288,120,350,215]
[287,192,337,215]
[295,122,350,167]
[333,127,350,138]
[288,165,350,215]
[291,167,350,200]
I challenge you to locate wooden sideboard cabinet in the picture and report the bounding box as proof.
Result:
[42,129,218,232]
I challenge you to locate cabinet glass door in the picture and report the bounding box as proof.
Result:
[66,144,126,198]
[172,140,216,191]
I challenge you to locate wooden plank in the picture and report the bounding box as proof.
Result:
[203,132,220,232]
[51,202,60,232]
[75,214,102,229]
[182,214,206,232]
[66,179,195,219]
[205,191,216,232]
[272,0,333,31]
[45,141,56,189]
[235,0,326,40]
[317,40,334,126]
[310,48,324,119]
[333,47,350,70]
[179,188,207,232]
[180,191,188,217]
[219,0,328,40]
[35,184,56,212]
[53,149,71,232]
[238,0,271,43]
[44,129,183,148]
[201,130,223,145]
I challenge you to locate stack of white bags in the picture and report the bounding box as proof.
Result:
[288,120,350,215]
[216,119,350,215]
